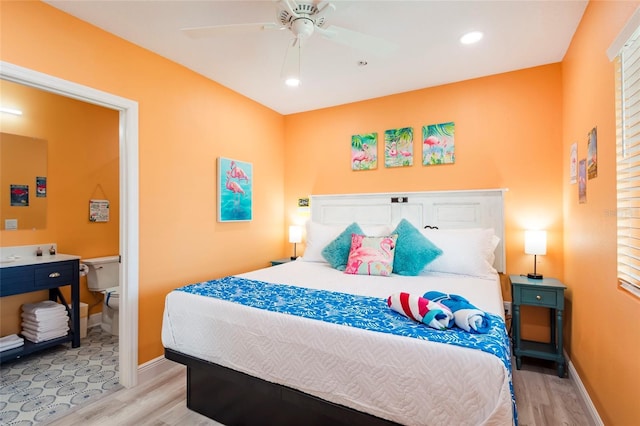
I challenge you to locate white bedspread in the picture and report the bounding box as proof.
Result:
[162,260,513,425]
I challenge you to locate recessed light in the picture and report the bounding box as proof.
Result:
[460,31,483,45]
[285,77,300,87]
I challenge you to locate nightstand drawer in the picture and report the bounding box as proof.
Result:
[520,287,558,307]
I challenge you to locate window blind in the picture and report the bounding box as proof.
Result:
[617,24,640,298]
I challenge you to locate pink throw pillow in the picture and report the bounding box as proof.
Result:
[344,234,397,276]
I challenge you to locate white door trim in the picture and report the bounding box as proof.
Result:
[1,61,140,388]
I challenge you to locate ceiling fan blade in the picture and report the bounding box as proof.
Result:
[314,1,336,24]
[279,0,300,19]
[317,25,398,56]
[182,22,283,39]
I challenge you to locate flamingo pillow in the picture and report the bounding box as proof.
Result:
[345,234,398,276]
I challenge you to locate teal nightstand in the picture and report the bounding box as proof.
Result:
[270,258,293,266]
[510,274,567,377]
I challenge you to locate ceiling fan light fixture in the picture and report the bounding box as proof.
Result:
[460,31,483,45]
[291,18,315,39]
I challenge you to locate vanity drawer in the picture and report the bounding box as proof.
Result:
[520,287,558,308]
[0,266,35,296]
[34,263,74,289]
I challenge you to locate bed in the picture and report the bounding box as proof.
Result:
[162,189,515,425]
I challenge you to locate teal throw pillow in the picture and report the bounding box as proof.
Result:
[322,222,364,271]
[392,219,442,276]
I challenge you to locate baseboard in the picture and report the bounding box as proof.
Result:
[567,357,604,426]
[87,312,101,329]
[137,355,176,384]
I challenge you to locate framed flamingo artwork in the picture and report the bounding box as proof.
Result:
[217,157,253,222]
[384,127,413,168]
[422,122,455,165]
[351,133,377,171]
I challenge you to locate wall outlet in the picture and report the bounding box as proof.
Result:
[503,301,512,316]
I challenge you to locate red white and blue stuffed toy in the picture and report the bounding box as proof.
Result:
[387,292,454,330]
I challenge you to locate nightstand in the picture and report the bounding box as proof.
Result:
[510,274,567,378]
[270,258,293,266]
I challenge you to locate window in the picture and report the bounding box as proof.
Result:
[610,10,640,298]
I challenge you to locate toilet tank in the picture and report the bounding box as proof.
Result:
[83,256,120,291]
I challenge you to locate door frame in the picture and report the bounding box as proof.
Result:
[1,61,140,388]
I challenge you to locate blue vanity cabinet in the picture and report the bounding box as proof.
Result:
[0,257,81,364]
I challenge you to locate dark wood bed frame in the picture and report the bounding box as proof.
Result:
[165,348,399,426]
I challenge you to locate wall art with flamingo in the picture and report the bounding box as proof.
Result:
[351,132,378,171]
[423,122,455,165]
[384,127,413,168]
[217,157,252,222]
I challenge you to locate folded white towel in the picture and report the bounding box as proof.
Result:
[22,300,66,314]
[21,320,69,333]
[21,329,68,343]
[0,334,24,345]
[0,340,24,351]
[22,325,69,336]
[21,311,68,322]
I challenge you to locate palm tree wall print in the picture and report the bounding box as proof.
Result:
[384,127,414,168]
[423,122,455,165]
[217,157,252,222]
[351,133,378,171]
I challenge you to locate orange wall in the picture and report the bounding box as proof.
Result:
[0,80,119,335]
[562,1,640,424]
[284,64,565,340]
[0,1,286,362]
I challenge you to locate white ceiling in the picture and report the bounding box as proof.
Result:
[45,0,588,115]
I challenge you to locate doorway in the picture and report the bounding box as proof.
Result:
[0,61,139,388]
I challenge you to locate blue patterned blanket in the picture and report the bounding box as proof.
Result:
[177,275,517,423]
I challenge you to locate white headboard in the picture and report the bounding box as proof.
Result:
[309,189,506,273]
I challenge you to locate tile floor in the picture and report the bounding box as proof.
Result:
[0,327,120,425]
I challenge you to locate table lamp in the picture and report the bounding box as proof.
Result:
[525,230,547,279]
[289,225,302,260]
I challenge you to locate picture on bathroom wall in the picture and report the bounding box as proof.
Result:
[351,132,377,171]
[36,177,47,197]
[587,126,597,179]
[218,157,253,222]
[89,199,110,222]
[10,184,28,206]
[384,127,413,167]
[422,122,455,165]
[579,158,587,204]
[570,142,577,184]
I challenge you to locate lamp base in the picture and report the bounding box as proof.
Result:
[290,256,298,260]
[527,273,543,279]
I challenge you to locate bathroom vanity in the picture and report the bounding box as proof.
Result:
[0,247,81,364]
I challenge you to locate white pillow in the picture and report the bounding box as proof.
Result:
[421,228,499,278]
[301,221,392,262]
[301,222,345,262]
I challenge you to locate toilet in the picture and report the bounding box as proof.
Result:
[82,256,120,336]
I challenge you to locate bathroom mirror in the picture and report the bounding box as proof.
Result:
[0,132,48,230]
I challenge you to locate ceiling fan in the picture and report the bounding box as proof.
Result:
[181,0,397,85]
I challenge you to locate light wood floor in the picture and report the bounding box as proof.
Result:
[48,358,595,426]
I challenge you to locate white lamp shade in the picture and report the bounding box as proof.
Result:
[289,225,302,244]
[524,230,547,255]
